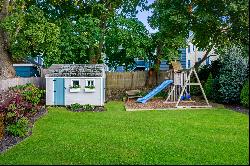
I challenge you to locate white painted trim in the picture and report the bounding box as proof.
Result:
[13,64,35,67]
[45,77,103,79]
[52,77,55,105]
[70,79,80,87]
[100,78,103,106]
[85,79,95,87]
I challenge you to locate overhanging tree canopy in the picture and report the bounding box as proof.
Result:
[149,0,249,67]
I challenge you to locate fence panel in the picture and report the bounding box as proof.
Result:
[0,77,46,91]
[105,71,171,90]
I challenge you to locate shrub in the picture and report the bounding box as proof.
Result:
[83,104,95,111]
[19,84,45,105]
[70,103,83,112]
[204,73,213,99]
[214,47,248,103]
[240,80,249,107]
[6,117,30,137]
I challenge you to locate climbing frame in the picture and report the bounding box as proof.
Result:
[165,67,211,108]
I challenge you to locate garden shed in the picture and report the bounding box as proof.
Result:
[45,64,106,106]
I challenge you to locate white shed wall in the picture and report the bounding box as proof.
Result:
[46,78,54,105]
[64,77,103,106]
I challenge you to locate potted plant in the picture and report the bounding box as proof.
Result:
[84,85,95,92]
[69,84,81,93]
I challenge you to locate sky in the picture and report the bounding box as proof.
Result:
[136,0,157,33]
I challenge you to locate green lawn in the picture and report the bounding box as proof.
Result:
[0,101,249,165]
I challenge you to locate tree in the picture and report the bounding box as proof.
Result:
[0,0,15,79]
[1,5,60,68]
[32,0,149,64]
[149,0,249,68]
[57,15,101,65]
[105,15,152,70]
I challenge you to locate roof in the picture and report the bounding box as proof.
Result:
[45,64,106,77]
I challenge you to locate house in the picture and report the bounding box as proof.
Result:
[45,64,106,106]
[13,56,44,77]
[110,59,169,72]
[179,32,218,69]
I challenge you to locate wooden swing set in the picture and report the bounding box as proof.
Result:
[164,64,211,108]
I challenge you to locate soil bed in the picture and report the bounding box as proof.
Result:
[125,98,222,110]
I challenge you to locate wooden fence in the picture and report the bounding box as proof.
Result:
[0,77,46,91]
[0,71,172,91]
[106,71,172,89]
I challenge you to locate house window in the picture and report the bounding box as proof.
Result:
[193,45,195,51]
[188,45,191,53]
[85,79,95,88]
[206,57,210,65]
[188,60,191,68]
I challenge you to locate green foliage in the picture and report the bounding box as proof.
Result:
[85,85,95,89]
[15,84,45,105]
[70,85,81,89]
[214,47,248,103]
[240,80,249,107]
[105,15,152,70]
[70,103,83,112]
[149,0,249,62]
[6,117,30,137]
[70,103,95,112]
[1,5,60,66]
[57,15,101,65]
[82,104,95,111]
[204,73,213,99]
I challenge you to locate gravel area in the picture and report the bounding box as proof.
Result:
[0,107,47,153]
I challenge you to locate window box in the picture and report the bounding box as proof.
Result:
[84,86,95,93]
[70,79,81,92]
[69,87,81,93]
[84,88,95,93]
[85,79,95,93]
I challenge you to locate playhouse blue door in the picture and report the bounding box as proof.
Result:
[54,78,65,105]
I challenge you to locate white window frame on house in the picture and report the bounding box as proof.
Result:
[71,79,80,87]
[85,79,95,87]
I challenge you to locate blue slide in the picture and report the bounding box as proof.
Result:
[137,80,173,104]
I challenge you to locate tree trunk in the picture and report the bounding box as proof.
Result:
[193,47,213,69]
[0,0,16,79]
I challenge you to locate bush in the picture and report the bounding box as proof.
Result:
[214,47,248,103]
[70,103,83,112]
[0,83,45,137]
[204,73,213,99]
[240,80,249,107]
[83,104,95,111]
[18,84,45,105]
[6,117,30,137]
[69,103,95,112]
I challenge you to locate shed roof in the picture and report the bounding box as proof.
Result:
[45,64,106,77]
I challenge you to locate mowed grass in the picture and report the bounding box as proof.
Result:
[0,101,248,165]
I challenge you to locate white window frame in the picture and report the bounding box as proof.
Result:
[85,79,95,87]
[71,79,80,87]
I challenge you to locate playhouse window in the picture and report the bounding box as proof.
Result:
[71,79,80,87]
[86,79,95,87]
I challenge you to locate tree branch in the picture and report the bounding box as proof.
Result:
[194,46,213,69]
[0,0,9,20]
